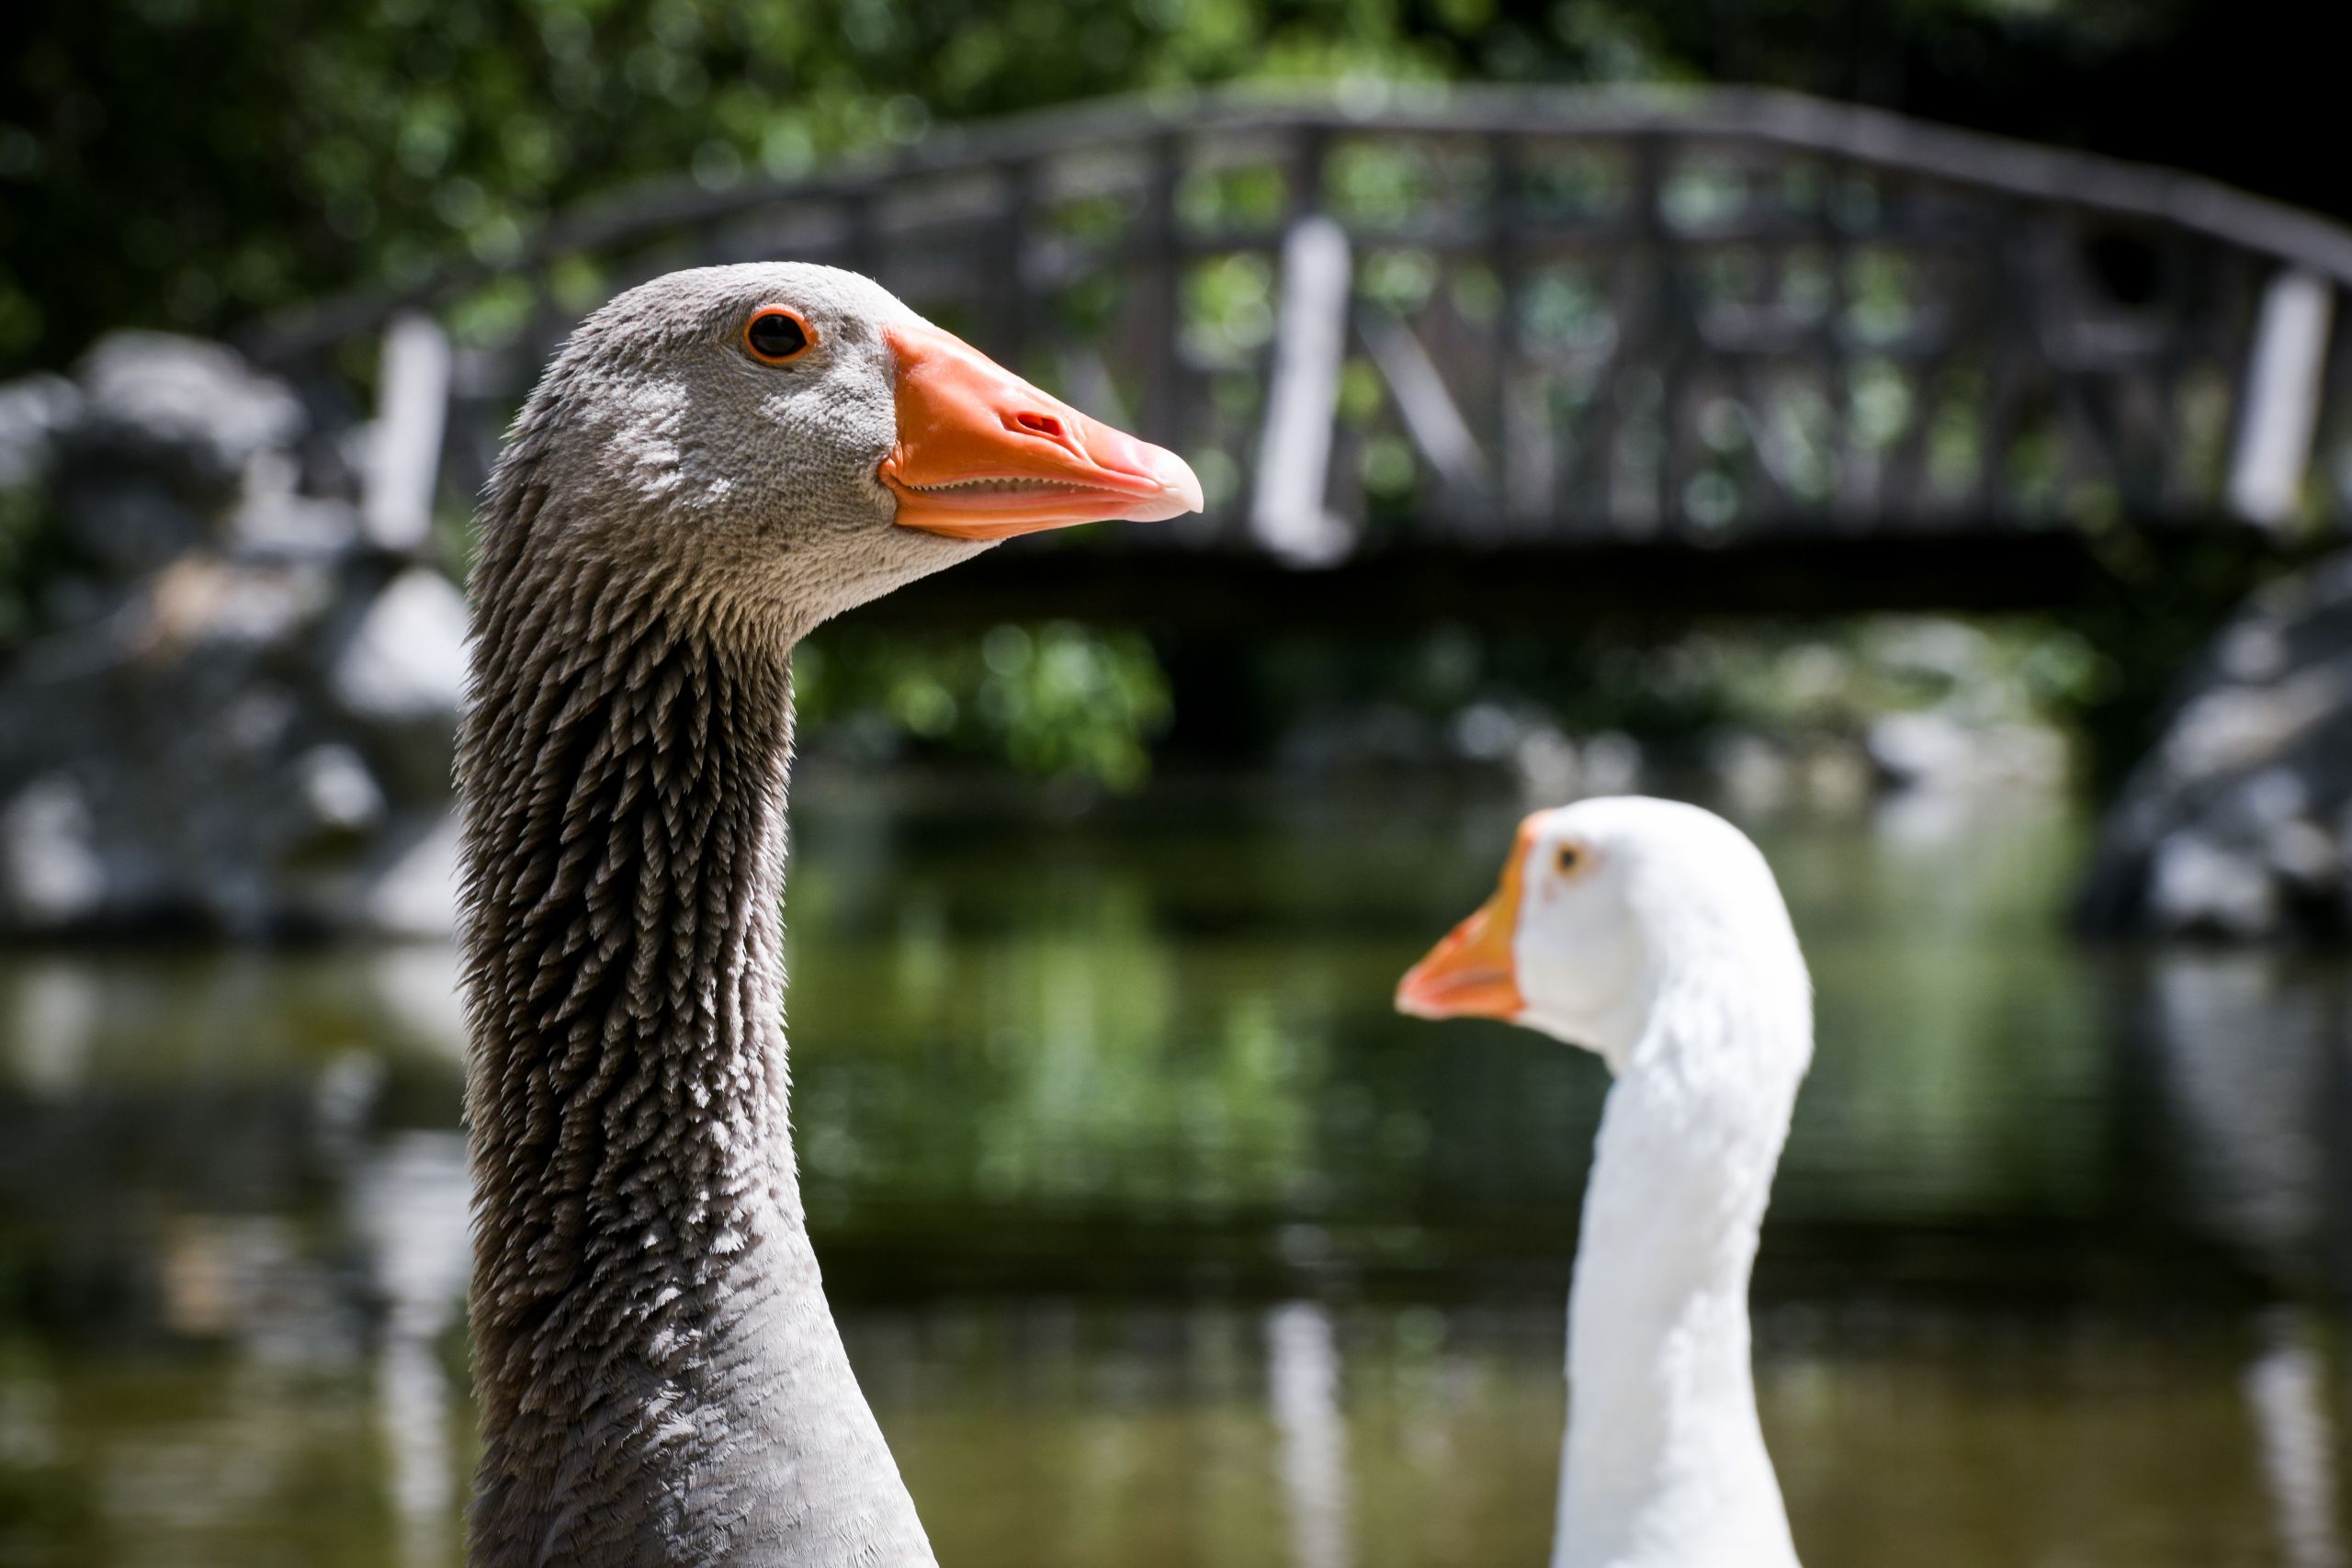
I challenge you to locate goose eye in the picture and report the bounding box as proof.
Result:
[1555,844,1583,876]
[745,307,813,365]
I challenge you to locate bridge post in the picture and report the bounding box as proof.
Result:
[2230,268,2335,529]
[362,310,451,558]
[1251,215,1355,566]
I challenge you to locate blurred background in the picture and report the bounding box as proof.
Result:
[8,2,2352,1564]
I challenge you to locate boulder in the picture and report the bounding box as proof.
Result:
[0,335,465,941]
[327,566,469,803]
[2082,553,2352,940]
[70,333,305,496]
[0,374,79,490]
[329,567,469,731]
[0,774,105,929]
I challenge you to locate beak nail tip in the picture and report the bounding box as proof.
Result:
[1148,451,1204,515]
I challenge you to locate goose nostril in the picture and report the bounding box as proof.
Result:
[1012,412,1066,441]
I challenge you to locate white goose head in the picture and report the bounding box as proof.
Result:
[1396,797,1815,1568]
[1396,795,1811,1080]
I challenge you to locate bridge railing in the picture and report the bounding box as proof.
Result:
[250,87,2352,565]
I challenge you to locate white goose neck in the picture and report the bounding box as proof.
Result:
[1554,971,1807,1568]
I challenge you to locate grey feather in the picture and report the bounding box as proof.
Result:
[458,265,988,1568]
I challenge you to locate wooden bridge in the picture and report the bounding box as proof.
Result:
[254,87,2352,626]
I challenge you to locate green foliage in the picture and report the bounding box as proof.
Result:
[1622,617,2111,738]
[0,0,1455,376]
[797,622,1171,790]
[0,0,2307,786]
[1213,613,2111,765]
[0,0,2307,378]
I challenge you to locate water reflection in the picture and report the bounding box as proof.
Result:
[2135,955,2352,1568]
[351,1132,469,1568]
[2140,953,2352,1292]
[1,788,2349,1566]
[1267,1302,1352,1568]
[2247,1310,2346,1568]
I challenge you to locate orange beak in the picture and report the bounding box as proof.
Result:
[1395,820,1535,1022]
[879,322,1204,540]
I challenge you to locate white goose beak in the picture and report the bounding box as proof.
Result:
[1396,817,1534,1022]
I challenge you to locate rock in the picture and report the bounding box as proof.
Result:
[2160,664,2347,782]
[0,775,104,928]
[2146,833,2280,938]
[1865,709,2068,795]
[1798,741,1873,813]
[53,475,212,580]
[38,333,310,581]
[1866,710,1975,791]
[294,744,388,840]
[1712,734,1795,814]
[0,374,80,490]
[226,491,365,558]
[2083,551,2352,941]
[361,814,461,940]
[329,568,469,730]
[70,333,304,496]
[328,567,469,802]
[148,557,334,655]
[0,334,463,941]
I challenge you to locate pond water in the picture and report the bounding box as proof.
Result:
[2,780,2349,1568]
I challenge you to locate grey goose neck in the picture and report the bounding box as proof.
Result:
[458,530,935,1567]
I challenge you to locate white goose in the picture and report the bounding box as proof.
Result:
[1396,797,1812,1568]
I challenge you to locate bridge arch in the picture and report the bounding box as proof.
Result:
[258,86,2352,615]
